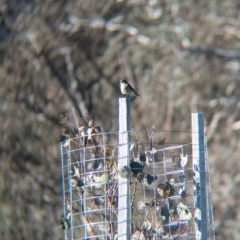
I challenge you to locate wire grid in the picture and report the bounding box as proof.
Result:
[60,130,214,240]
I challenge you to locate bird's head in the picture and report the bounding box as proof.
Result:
[120,79,127,84]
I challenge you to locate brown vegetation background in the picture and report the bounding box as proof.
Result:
[0,0,240,239]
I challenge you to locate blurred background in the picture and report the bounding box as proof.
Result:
[0,0,240,239]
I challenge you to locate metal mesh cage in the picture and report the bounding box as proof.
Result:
[59,127,215,240]
[60,131,119,240]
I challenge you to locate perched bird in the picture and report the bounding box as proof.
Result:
[176,202,192,220]
[71,177,84,188]
[179,186,187,200]
[172,155,181,168]
[146,174,158,185]
[120,79,140,97]
[139,152,147,163]
[118,164,130,179]
[91,173,110,189]
[130,161,144,176]
[87,159,102,170]
[160,205,170,223]
[87,123,102,144]
[58,134,68,143]
[172,154,188,168]
[157,182,175,199]
[59,217,70,230]
[57,129,70,143]
[157,137,166,145]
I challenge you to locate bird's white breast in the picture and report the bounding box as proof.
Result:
[120,82,127,94]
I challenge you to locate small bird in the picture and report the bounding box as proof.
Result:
[118,164,130,179]
[130,161,144,176]
[172,155,181,168]
[157,137,166,145]
[59,217,70,230]
[139,153,147,163]
[120,79,140,97]
[146,174,158,185]
[160,205,170,223]
[71,177,84,188]
[57,129,70,143]
[179,186,187,201]
[157,182,175,199]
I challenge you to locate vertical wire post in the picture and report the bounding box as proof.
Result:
[60,140,73,240]
[191,113,207,239]
[204,136,216,239]
[60,143,67,240]
[118,98,131,239]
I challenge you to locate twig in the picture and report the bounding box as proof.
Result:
[183,46,240,58]
[131,178,138,218]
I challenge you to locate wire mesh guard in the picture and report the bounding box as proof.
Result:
[60,130,214,240]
